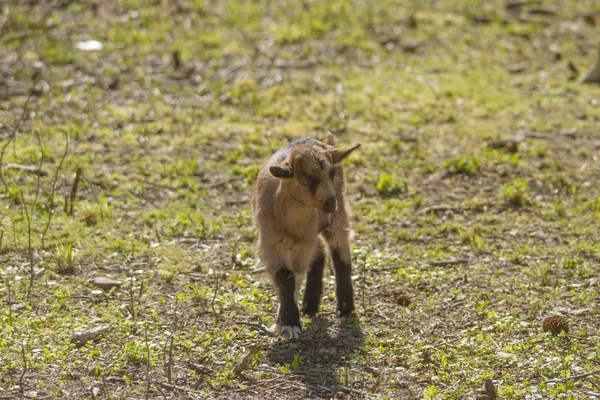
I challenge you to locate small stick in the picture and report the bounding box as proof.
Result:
[207,176,243,189]
[154,382,167,400]
[20,191,35,302]
[166,335,174,384]
[154,224,162,244]
[31,132,45,215]
[545,370,599,384]
[4,163,47,175]
[68,167,82,215]
[429,258,469,267]
[138,276,144,302]
[420,205,466,215]
[525,132,550,139]
[158,382,201,399]
[6,280,12,327]
[225,199,249,205]
[0,74,39,192]
[429,322,438,337]
[11,214,18,251]
[233,345,260,376]
[580,43,600,83]
[211,275,220,322]
[362,269,366,314]
[362,266,404,272]
[18,339,27,395]
[234,319,277,337]
[134,176,178,191]
[128,275,136,321]
[144,325,151,400]
[41,132,69,248]
[63,193,69,213]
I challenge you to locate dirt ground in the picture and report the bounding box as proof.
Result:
[1,1,600,399]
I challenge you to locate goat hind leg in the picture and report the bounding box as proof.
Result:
[328,239,355,317]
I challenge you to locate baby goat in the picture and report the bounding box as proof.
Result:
[253,136,360,338]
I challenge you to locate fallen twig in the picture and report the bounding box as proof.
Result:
[361,265,404,272]
[250,267,266,275]
[525,130,582,140]
[273,60,317,69]
[525,132,550,139]
[18,339,27,395]
[4,163,48,175]
[166,335,174,384]
[133,176,179,191]
[221,60,246,79]
[545,370,599,384]
[158,382,201,399]
[335,385,375,399]
[421,204,467,215]
[225,199,249,205]
[188,362,213,375]
[233,345,260,376]
[429,258,470,267]
[580,43,600,83]
[207,176,243,189]
[234,319,277,336]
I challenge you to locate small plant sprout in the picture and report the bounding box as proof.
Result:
[444,155,481,176]
[502,179,529,207]
[376,172,408,196]
[54,243,77,275]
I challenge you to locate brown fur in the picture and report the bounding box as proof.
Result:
[252,136,360,338]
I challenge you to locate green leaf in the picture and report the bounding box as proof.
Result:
[291,353,301,371]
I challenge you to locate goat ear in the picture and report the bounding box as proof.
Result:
[269,162,293,179]
[325,133,336,146]
[324,143,361,164]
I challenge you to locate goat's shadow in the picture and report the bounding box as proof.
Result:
[264,315,365,398]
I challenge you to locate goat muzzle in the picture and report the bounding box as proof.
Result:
[323,198,337,213]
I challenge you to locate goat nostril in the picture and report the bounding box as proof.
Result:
[324,199,336,209]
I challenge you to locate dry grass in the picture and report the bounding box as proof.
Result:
[1,0,600,398]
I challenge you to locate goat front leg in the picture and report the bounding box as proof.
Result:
[302,242,325,316]
[273,267,302,339]
[328,239,355,317]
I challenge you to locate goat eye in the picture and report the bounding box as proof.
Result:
[298,180,308,186]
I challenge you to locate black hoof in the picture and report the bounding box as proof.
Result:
[338,300,355,317]
[301,302,319,316]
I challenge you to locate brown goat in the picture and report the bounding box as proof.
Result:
[252,136,360,338]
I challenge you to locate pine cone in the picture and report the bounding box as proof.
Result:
[543,316,569,335]
[393,291,412,306]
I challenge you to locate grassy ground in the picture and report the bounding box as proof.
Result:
[1,0,600,398]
